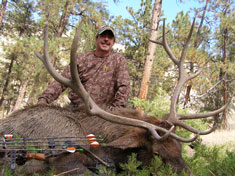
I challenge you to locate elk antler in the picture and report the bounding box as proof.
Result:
[35,16,226,143]
[35,18,185,142]
[150,18,228,139]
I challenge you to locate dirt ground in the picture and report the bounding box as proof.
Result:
[201,115,235,147]
[185,115,235,157]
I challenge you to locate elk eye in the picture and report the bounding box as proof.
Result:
[154,152,160,157]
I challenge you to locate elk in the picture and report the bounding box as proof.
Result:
[0,17,227,176]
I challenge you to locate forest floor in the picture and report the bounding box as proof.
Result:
[201,114,235,149]
[185,115,235,157]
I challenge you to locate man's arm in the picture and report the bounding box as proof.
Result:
[111,55,130,108]
[37,65,71,104]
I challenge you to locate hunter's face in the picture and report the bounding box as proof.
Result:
[96,31,115,53]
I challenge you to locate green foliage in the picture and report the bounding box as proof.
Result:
[119,153,150,176]
[0,36,51,112]
[118,143,235,176]
[118,153,186,176]
[96,165,116,176]
[149,156,180,176]
[0,165,14,176]
[130,87,170,117]
[186,142,235,176]
[3,0,37,37]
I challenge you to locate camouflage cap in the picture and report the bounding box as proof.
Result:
[97,25,116,38]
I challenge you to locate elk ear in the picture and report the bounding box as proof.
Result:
[107,133,141,150]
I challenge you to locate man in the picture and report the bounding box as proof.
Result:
[38,25,130,110]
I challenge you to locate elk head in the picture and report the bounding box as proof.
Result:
[34,16,227,145]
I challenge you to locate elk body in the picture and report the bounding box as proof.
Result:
[0,105,189,175]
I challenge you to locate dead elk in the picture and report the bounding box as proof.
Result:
[0,105,190,175]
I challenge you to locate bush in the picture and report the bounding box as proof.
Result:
[130,88,171,118]
[186,142,235,176]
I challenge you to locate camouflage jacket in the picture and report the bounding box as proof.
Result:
[38,51,130,108]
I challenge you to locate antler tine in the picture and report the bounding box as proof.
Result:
[187,58,210,81]
[35,21,72,88]
[179,17,196,63]
[69,18,89,102]
[170,132,199,143]
[179,102,228,120]
[173,116,218,135]
[149,19,179,65]
[155,125,175,141]
[162,19,179,65]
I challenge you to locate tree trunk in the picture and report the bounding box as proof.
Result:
[138,0,162,100]
[56,0,74,37]
[12,80,29,112]
[51,0,74,65]
[27,71,42,104]
[221,27,228,128]
[0,53,16,107]
[0,0,7,27]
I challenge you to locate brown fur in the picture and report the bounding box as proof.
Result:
[0,105,191,175]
